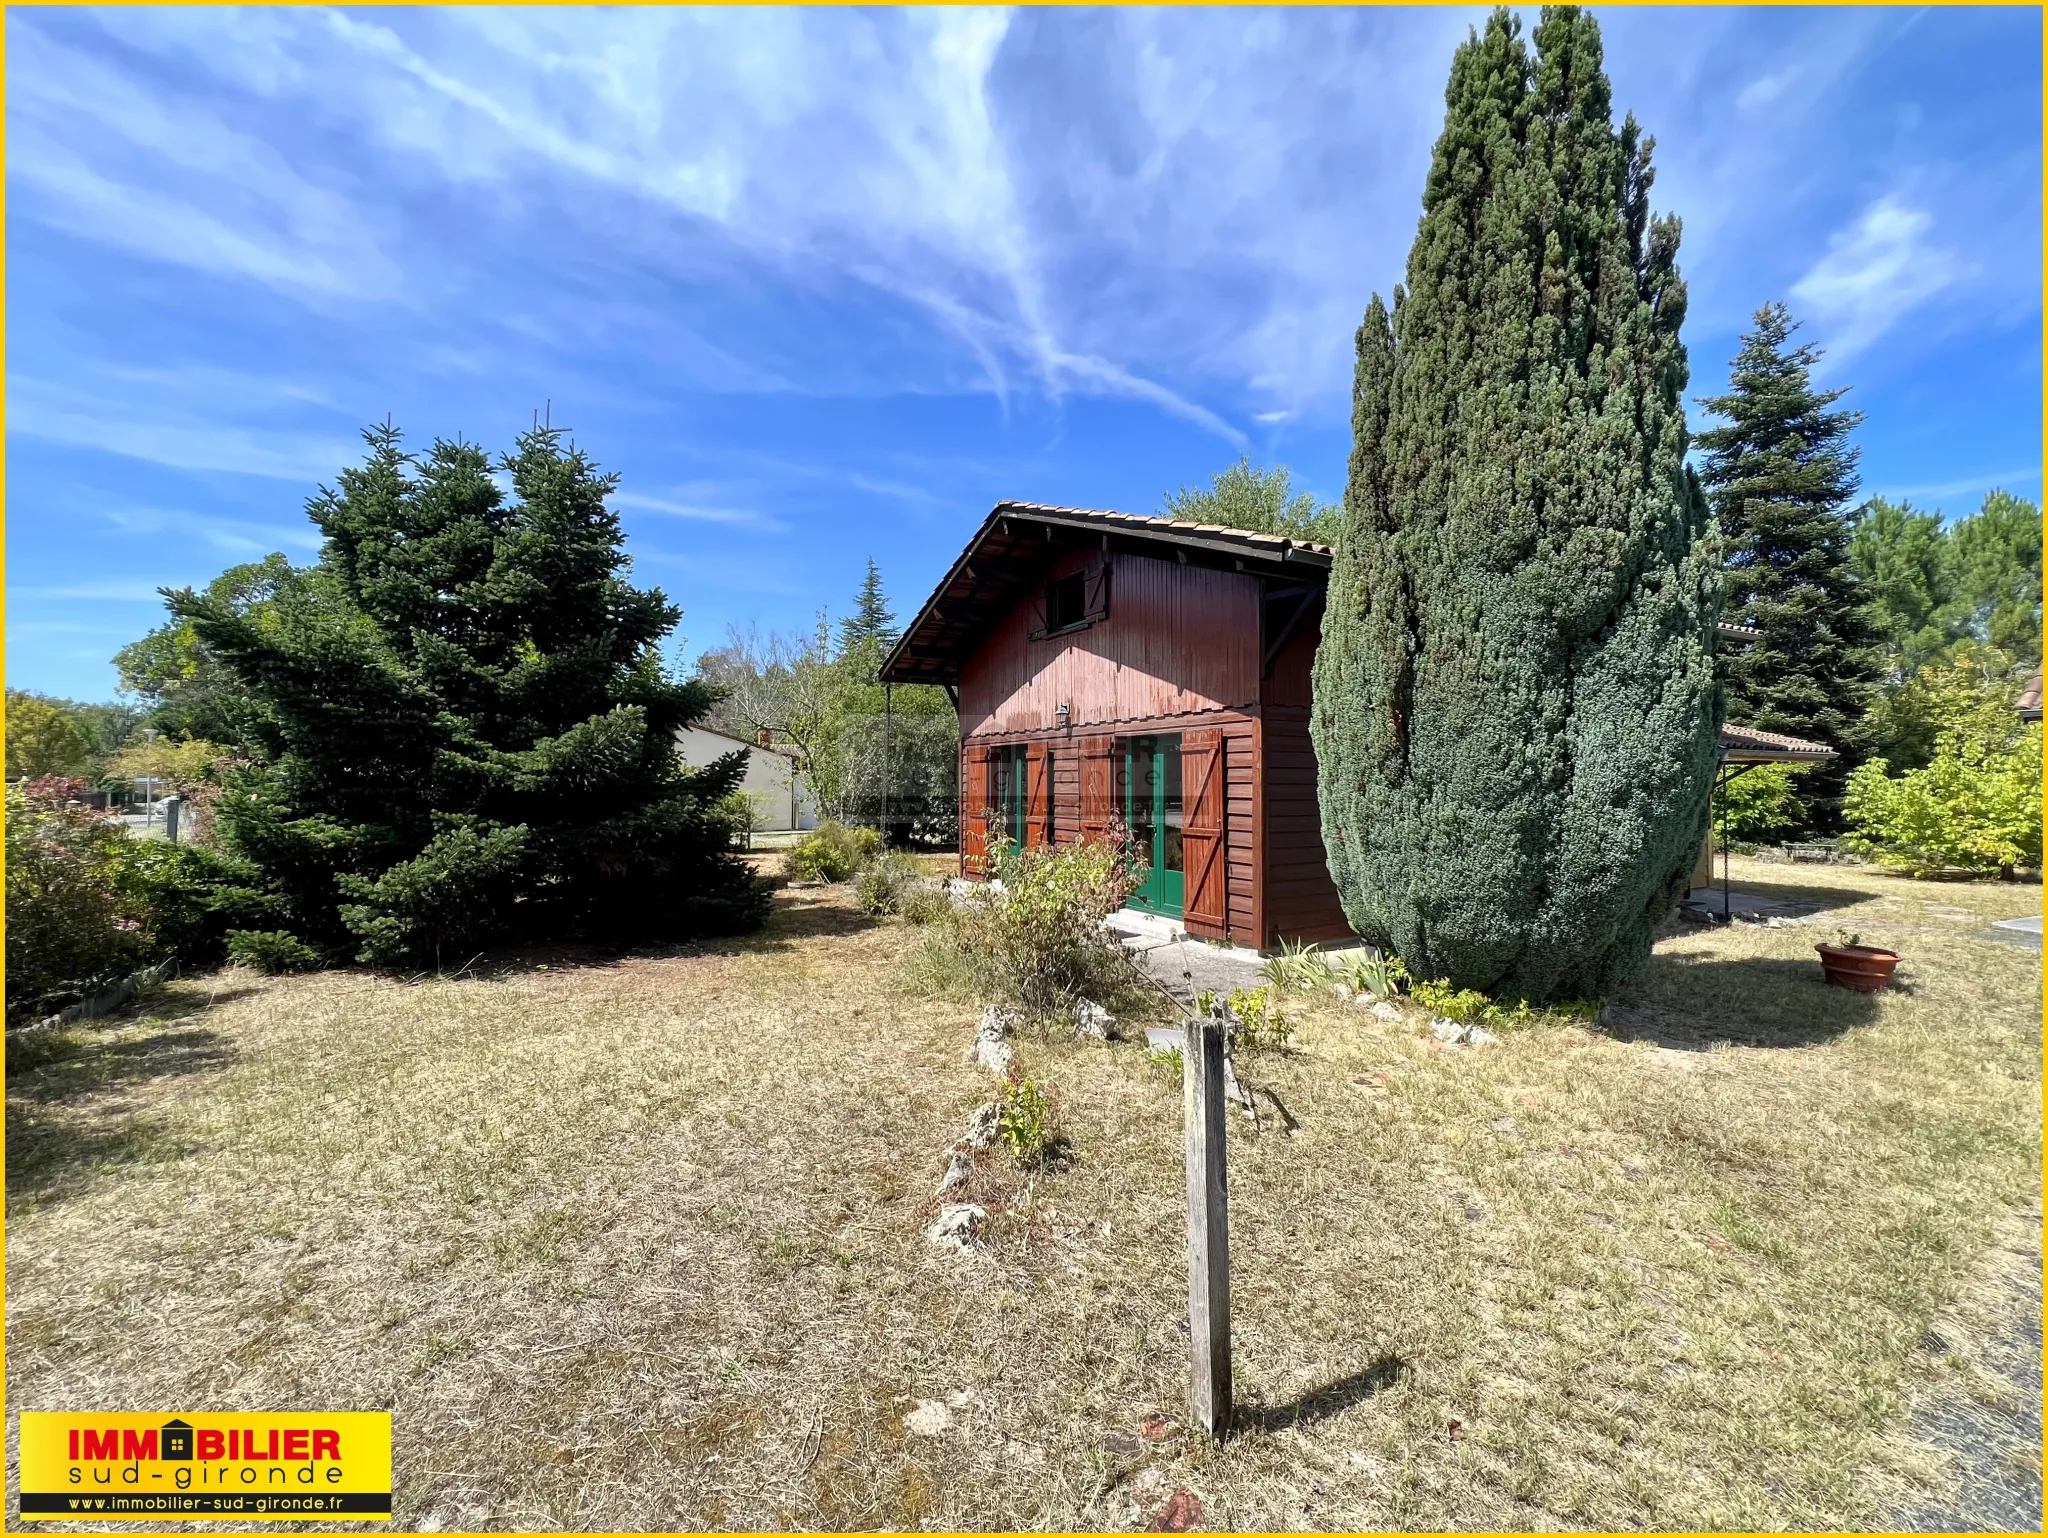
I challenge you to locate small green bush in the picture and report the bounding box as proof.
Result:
[896,879,952,927]
[226,929,324,974]
[940,837,1137,1020]
[1335,947,1408,1002]
[996,1074,1058,1167]
[1223,985,1291,1055]
[5,780,148,1024]
[785,821,882,883]
[1844,662,2042,878]
[854,850,921,915]
[1410,978,1496,1024]
[1718,763,1814,848]
[1262,938,1333,993]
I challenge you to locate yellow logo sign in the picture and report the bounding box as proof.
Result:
[17,1412,392,1520]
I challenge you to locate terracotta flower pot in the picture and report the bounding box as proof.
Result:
[1815,942,1901,992]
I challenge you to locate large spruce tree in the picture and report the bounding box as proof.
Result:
[1696,301,1882,824]
[1311,7,1720,1002]
[173,423,768,966]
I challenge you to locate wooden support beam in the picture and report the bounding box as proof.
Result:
[1183,1016,1232,1438]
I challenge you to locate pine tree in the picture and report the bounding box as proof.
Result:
[172,423,769,966]
[1952,489,2042,664]
[1310,7,1720,1002]
[838,558,899,657]
[1696,301,1883,824]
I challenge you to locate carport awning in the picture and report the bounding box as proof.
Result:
[1718,722,1835,764]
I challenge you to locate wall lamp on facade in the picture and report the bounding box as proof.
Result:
[1056,700,1072,731]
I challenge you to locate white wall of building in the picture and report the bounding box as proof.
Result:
[675,726,818,832]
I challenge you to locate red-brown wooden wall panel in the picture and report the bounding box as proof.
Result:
[959,550,1262,740]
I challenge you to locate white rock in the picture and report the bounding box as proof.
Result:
[1368,1000,1403,1022]
[975,1037,1014,1074]
[979,1004,1017,1040]
[963,1101,1002,1149]
[1464,1024,1500,1047]
[1074,1000,1112,1040]
[927,1203,986,1253]
[903,1400,953,1436]
[936,1148,973,1196]
[1430,1016,1464,1042]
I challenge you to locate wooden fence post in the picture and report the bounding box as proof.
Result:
[1183,1015,1232,1437]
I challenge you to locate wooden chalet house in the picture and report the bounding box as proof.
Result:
[879,502,1835,954]
[880,503,1347,952]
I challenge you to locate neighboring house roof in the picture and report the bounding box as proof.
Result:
[1718,722,1836,763]
[1716,620,1761,641]
[2019,665,2043,721]
[880,503,1333,685]
[679,724,800,760]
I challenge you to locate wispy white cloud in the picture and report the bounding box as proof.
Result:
[1735,67,1800,113]
[1791,195,1967,363]
[99,505,323,556]
[612,491,789,533]
[1869,466,2042,504]
[13,582,177,602]
[8,371,361,483]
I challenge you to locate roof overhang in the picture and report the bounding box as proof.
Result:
[1717,723,1836,764]
[878,502,1333,685]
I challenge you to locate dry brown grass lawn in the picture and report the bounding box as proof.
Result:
[6,856,2039,1531]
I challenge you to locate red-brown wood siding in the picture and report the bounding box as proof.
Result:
[1258,619,1352,947]
[959,550,1262,740]
[1052,747,1081,847]
[1224,725,1258,947]
[962,743,991,877]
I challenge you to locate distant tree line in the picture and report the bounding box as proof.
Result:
[694,558,959,847]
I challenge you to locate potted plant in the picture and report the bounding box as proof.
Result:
[1815,929,1901,992]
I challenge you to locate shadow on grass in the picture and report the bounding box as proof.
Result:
[1693,876,1879,918]
[6,1019,235,1096]
[6,1020,231,1208]
[1604,953,1883,1050]
[1251,1354,1412,1433]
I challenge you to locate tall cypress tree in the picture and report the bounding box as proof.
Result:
[1311,7,1719,1002]
[173,423,769,966]
[1696,301,1881,824]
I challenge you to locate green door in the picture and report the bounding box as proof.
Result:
[1123,734,1184,916]
[990,746,1028,852]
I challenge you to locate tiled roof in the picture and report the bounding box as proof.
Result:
[2018,665,2042,719]
[1716,620,1761,640]
[1718,722,1836,762]
[989,502,1334,559]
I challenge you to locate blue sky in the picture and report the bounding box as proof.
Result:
[7,5,2041,701]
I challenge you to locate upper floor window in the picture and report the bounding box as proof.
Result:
[1031,560,1108,641]
[1045,571,1087,633]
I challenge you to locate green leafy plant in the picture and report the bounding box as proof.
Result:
[853,849,921,915]
[4,780,148,1024]
[786,820,883,883]
[226,930,324,974]
[1335,947,1408,1002]
[1845,658,2042,877]
[895,880,952,927]
[996,1074,1058,1167]
[1223,985,1291,1055]
[1718,764,1815,848]
[1262,938,1333,994]
[1410,978,1497,1025]
[929,836,1138,1020]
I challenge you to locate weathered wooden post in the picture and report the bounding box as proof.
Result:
[1183,1014,1232,1437]
[162,796,182,845]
